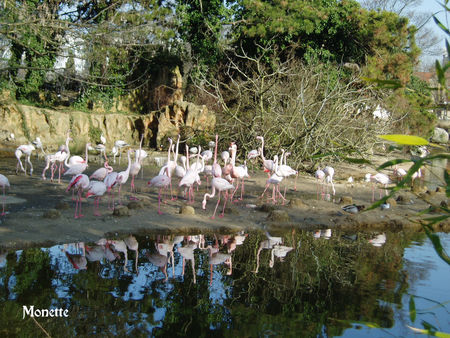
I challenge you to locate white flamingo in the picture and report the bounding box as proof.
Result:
[115,149,132,205]
[85,180,107,216]
[0,174,10,216]
[15,144,35,175]
[202,177,235,219]
[66,174,90,219]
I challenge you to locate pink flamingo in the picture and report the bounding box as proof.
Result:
[66,174,90,219]
[179,145,201,203]
[15,143,35,175]
[0,174,10,216]
[260,155,286,204]
[85,181,107,216]
[115,149,132,205]
[393,165,407,183]
[90,159,113,181]
[42,133,71,182]
[148,174,171,214]
[280,150,299,191]
[365,173,391,202]
[104,171,119,209]
[256,136,274,177]
[229,143,249,202]
[323,166,336,201]
[159,137,177,199]
[212,134,222,178]
[129,135,144,200]
[64,143,91,177]
[314,167,325,200]
[202,177,235,219]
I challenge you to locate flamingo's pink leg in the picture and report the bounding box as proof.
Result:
[211,191,221,219]
[220,191,229,218]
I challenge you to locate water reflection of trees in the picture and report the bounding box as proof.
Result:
[0,231,428,336]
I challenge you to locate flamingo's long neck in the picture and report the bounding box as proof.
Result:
[259,137,266,162]
[174,135,180,162]
[125,150,132,173]
[185,145,190,170]
[85,143,89,164]
[213,134,218,165]
[167,139,173,164]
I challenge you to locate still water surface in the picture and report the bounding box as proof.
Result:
[0,230,448,337]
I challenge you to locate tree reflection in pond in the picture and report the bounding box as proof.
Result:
[0,230,448,337]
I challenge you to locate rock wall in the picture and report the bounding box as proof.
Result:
[0,99,215,153]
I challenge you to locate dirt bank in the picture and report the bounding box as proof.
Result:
[0,154,448,249]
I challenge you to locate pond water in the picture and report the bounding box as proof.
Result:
[0,229,448,337]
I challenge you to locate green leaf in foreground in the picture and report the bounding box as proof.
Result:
[409,296,416,323]
[407,325,450,337]
[377,134,429,146]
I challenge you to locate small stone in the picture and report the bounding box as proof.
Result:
[179,205,195,215]
[43,209,61,219]
[113,206,130,217]
[386,198,397,207]
[289,198,306,208]
[128,201,144,210]
[339,196,353,205]
[55,202,70,210]
[267,210,291,222]
[258,204,276,213]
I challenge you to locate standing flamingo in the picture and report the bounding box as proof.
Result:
[115,149,132,205]
[114,140,128,164]
[365,173,391,202]
[202,177,235,219]
[148,174,171,215]
[314,167,326,200]
[104,171,119,209]
[159,138,176,199]
[278,149,298,193]
[129,136,144,200]
[256,136,274,177]
[85,181,107,216]
[0,174,10,216]
[229,143,249,202]
[32,137,46,160]
[212,134,222,178]
[66,174,90,219]
[64,143,91,177]
[323,166,336,201]
[260,155,286,204]
[90,158,113,181]
[42,134,71,182]
[15,144,35,175]
[179,146,201,203]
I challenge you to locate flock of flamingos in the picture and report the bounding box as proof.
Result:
[0,130,404,219]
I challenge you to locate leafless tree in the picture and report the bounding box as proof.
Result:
[191,44,396,168]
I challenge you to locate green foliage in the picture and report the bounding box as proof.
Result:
[176,0,231,67]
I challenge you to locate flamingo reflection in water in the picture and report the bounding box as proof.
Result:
[253,231,294,273]
[205,245,232,286]
[177,237,199,284]
[63,242,87,270]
